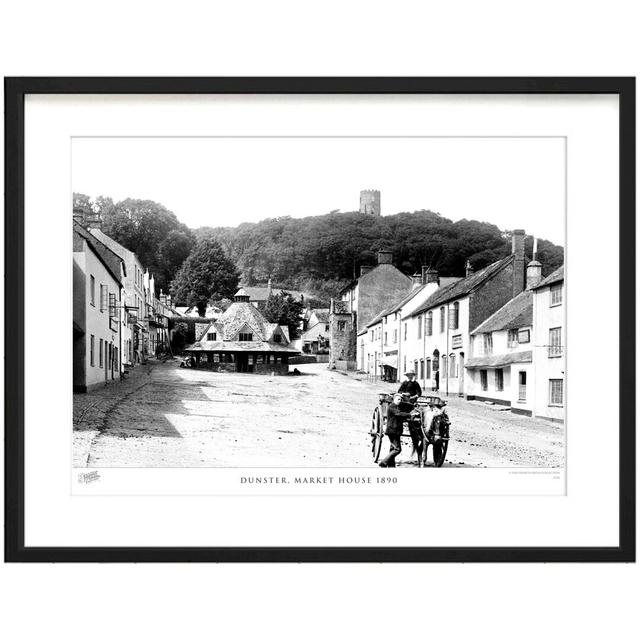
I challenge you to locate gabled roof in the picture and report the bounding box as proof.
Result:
[339,262,412,295]
[471,290,532,335]
[531,265,564,290]
[73,221,124,283]
[410,255,513,317]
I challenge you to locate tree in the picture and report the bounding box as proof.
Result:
[158,229,195,289]
[169,235,240,316]
[263,291,304,340]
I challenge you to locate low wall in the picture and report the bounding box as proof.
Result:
[333,359,357,371]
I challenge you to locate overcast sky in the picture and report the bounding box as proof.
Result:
[73,136,565,245]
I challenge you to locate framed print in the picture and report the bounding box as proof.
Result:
[4,77,635,562]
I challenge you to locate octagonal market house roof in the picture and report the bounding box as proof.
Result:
[183,289,300,374]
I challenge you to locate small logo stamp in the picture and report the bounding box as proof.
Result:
[78,470,101,484]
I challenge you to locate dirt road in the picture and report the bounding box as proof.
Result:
[73,361,564,468]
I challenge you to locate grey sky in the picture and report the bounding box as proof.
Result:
[73,136,565,245]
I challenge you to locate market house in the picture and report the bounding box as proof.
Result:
[183,289,300,374]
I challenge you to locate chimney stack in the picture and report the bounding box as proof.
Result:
[526,260,543,289]
[465,260,474,278]
[377,250,393,265]
[411,273,422,289]
[422,266,439,285]
[512,229,526,296]
[267,278,272,297]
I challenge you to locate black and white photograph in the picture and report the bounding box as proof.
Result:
[71,136,566,471]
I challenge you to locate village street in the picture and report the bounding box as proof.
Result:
[73,360,565,468]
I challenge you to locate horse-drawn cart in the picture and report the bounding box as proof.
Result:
[370,393,450,467]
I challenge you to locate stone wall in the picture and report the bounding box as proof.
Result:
[329,305,357,368]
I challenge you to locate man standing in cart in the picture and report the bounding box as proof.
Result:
[379,393,417,468]
[398,370,422,400]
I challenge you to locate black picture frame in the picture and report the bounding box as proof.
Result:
[4,77,635,563]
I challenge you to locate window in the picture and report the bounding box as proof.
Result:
[449,354,456,378]
[480,369,488,391]
[548,327,562,357]
[393,329,397,344]
[439,307,445,332]
[207,332,217,341]
[420,359,425,378]
[90,335,95,366]
[239,333,253,342]
[273,334,282,343]
[114,347,118,371]
[495,368,504,391]
[508,329,519,348]
[518,328,530,344]
[518,371,527,401]
[99,339,104,367]
[109,293,117,318]
[549,379,564,406]
[483,332,493,355]
[403,356,407,373]
[450,301,459,330]
[370,330,374,342]
[403,323,407,341]
[441,355,448,378]
[426,311,433,336]
[99,284,107,312]
[426,359,431,379]
[384,332,388,346]
[337,321,346,332]
[550,283,563,306]
[90,275,95,306]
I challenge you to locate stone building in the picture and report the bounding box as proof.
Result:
[359,189,381,216]
[183,289,300,374]
[329,250,412,370]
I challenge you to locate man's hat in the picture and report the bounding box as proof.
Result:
[404,370,416,377]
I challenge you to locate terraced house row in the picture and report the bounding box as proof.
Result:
[329,231,565,423]
[72,209,180,393]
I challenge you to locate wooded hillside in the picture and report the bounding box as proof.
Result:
[197,210,564,300]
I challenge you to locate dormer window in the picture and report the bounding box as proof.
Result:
[239,333,253,342]
[273,334,282,343]
[207,332,217,341]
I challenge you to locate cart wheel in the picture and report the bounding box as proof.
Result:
[432,440,448,467]
[371,407,384,463]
